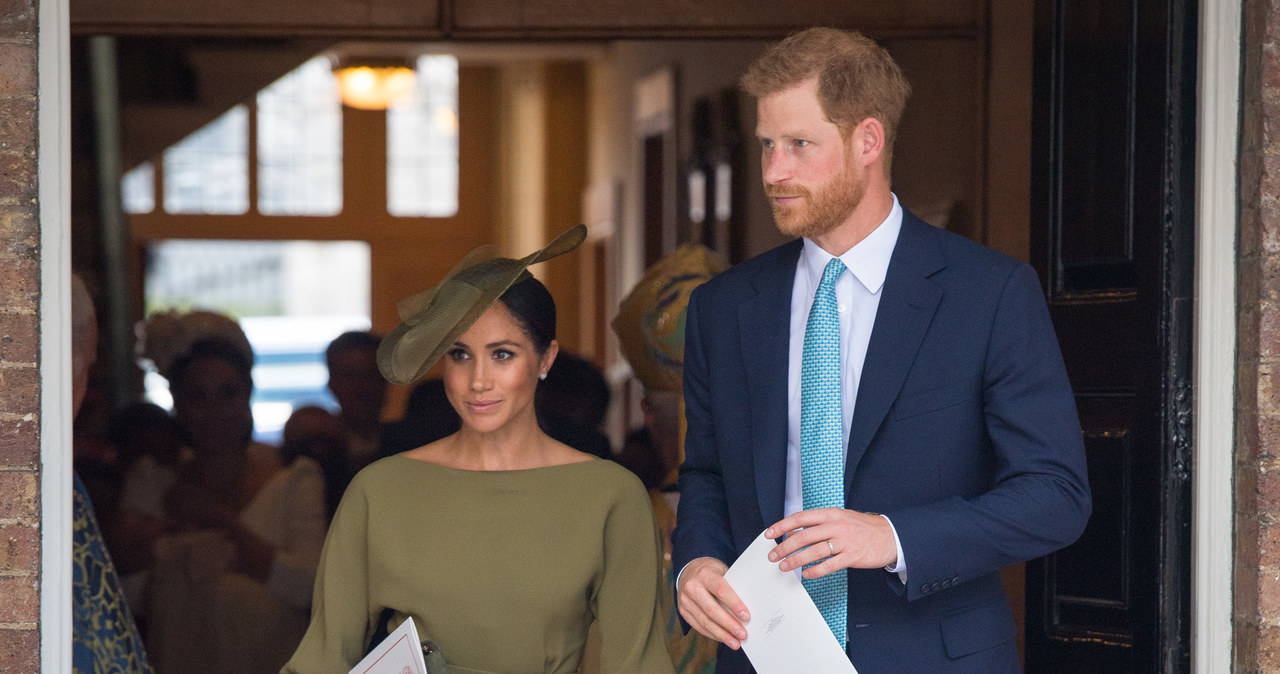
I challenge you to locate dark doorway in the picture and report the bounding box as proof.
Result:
[1025,0,1197,671]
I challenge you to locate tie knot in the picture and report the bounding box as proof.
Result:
[819,258,846,292]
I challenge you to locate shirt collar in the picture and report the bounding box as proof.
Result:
[801,194,902,295]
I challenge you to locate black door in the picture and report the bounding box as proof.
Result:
[1025,0,1196,671]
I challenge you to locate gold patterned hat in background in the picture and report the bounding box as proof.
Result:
[377,225,588,385]
[612,243,727,392]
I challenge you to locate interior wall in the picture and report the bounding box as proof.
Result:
[123,63,504,417]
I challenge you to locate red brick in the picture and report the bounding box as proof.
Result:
[1269,112,1280,150]
[0,155,34,205]
[1261,363,1278,414]
[0,44,34,97]
[1258,463,1280,515]
[0,368,36,418]
[1243,410,1262,463]
[0,627,38,673]
[1266,204,1280,255]
[1259,562,1280,618]
[1264,415,1280,463]
[0,576,37,623]
[0,259,38,312]
[0,471,37,521]
[0,99,34,154]
[1244,257,1264,312]
[1262,624,1280,674]
[1265,304,1280,359]
[1265,255,1280,303]
[0,208,36,260]
[1247,203,1264,258]
[0,525,36,574]
[0,419,35,469]
[0,312,36,365]
[1244,362,1262,415]
[1266,38,1280,94]
[0,0,34,37]
[1245,303,1264,360]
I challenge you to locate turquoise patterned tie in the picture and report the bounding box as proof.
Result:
[800,257,848,646]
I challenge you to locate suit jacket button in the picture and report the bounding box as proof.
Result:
[931,582,941,592]
[920,584,931,594]
[952,576,961,585]
[941,580,951,589]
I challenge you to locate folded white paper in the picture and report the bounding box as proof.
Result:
[349,616,429,674]
[723,531,858,674]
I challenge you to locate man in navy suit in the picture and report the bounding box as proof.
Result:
[671,28,1091,673]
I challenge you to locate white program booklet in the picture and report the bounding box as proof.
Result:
[349,616,430,674]
[723,530,858,674]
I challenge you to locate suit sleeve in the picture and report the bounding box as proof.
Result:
[670,285,737,582]
[888,263,1091,601]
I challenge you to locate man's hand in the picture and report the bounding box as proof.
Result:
[676,556,750,650]
[765,508,897,578]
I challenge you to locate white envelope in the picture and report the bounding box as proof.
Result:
[349,616,429,674]
[723,531,858,674]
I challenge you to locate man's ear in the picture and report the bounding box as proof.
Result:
[852,117,886,168]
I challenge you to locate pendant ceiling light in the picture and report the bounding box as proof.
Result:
[333,59,417,111]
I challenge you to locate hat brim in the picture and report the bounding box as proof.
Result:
[377,224,587,385]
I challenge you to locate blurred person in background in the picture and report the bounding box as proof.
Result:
[378,377,460,456]
[612,243,725,674]
[280,404,350,520]
[536,350,614,459]
[119,311,327,674]
[324,331,389,477]
[71,272,153,673]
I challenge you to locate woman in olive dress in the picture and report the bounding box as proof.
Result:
[283,226,674,674]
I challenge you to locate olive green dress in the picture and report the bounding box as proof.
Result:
[282,455,674,674]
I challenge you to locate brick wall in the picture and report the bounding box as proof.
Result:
[0,0,42,671]
[1239,0,1280,671]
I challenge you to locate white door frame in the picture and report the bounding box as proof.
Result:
[1193,0,1240,672]
[38,0,73,668]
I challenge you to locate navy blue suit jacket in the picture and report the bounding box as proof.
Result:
[671,211,1091,673]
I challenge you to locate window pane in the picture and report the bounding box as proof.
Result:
[163,106,249,214]
[122,161,155,214]
[143,239,371,443]
[387,55,459,217]
[257,57,343,216]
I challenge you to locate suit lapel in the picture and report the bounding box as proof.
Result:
[742,240,801,527]
[845,213,945,479]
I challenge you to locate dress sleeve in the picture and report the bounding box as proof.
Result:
[267,456,329,610]
[594,475,677,674]
[281,473,377,674]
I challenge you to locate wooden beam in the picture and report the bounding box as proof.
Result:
[72,0,979,39]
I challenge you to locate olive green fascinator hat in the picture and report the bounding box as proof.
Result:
[377,224,588,385]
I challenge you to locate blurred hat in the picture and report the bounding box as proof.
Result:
[136,310,254,381]
[612,244,726,392]
[377,225,587,385]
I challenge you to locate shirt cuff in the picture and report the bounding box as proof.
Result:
[880,514,907,583]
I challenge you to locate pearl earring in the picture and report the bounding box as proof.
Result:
[539,372,548,380]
